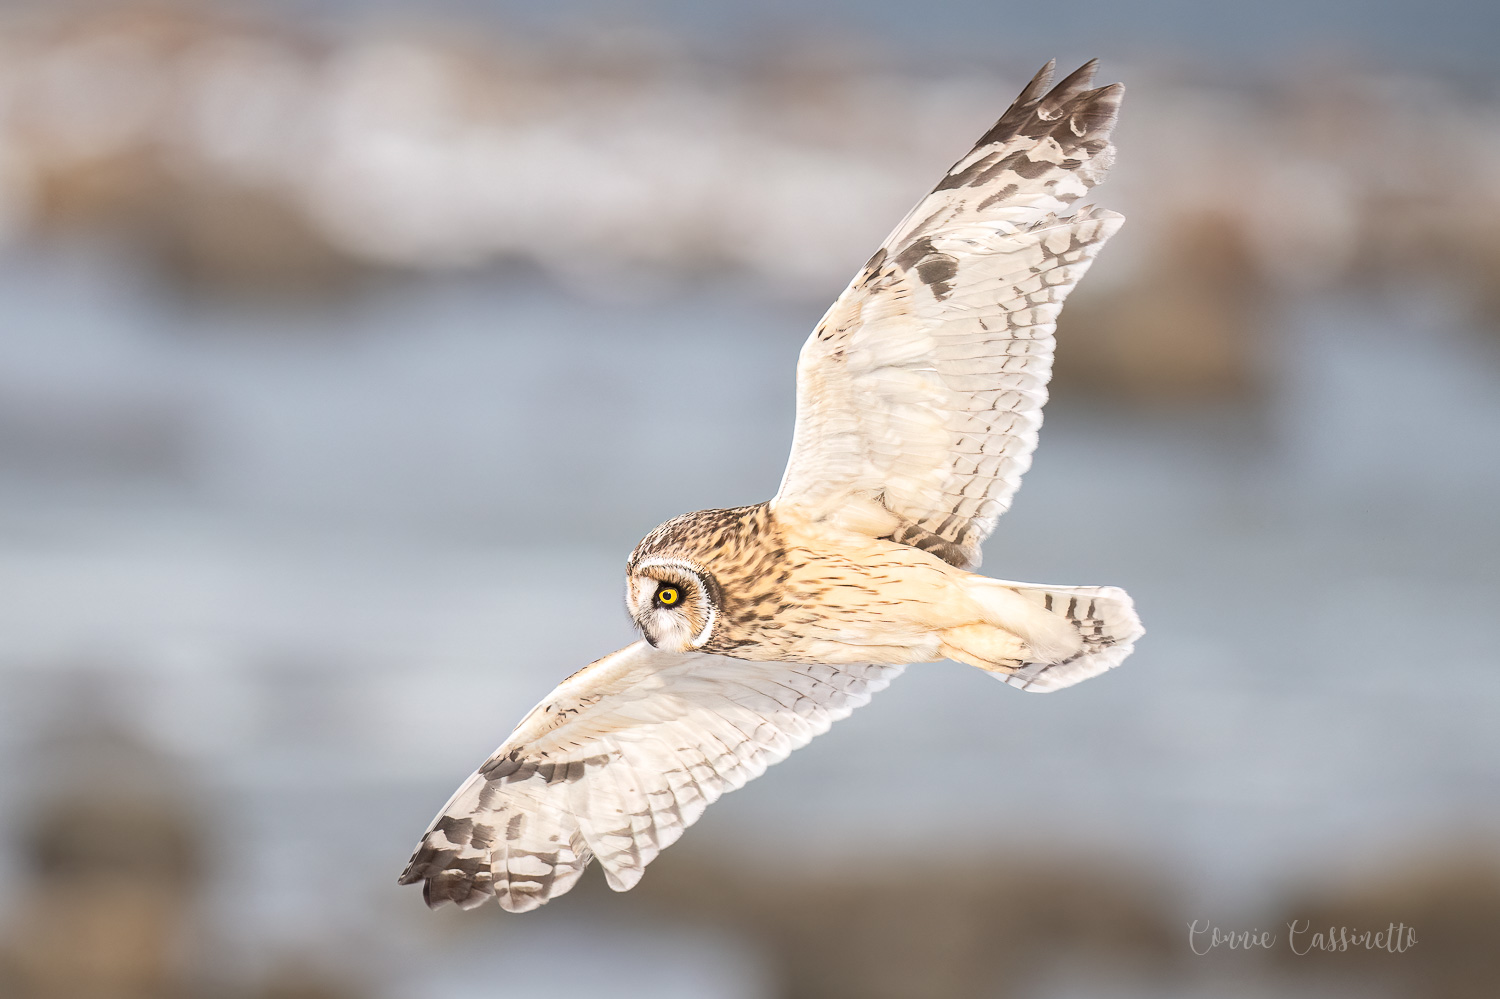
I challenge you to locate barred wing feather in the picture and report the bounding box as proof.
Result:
[774,60,1125,570]
[399,641,903,912]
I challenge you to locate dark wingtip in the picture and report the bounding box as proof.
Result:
[397,853,422,885]
[968,59,1121,161]
[414,863,497,910]
[1016,59,1057,105]
[1039,59,1102,116]
[1068,82,1125,138]
[423,869,466,908]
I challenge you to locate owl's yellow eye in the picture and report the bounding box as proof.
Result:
[655,586,681,607]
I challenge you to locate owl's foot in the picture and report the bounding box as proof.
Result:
[944,580,1144,692]
[963,576,1086,663]
[938,624,1031,672]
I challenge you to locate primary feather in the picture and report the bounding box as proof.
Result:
[400,642,903,911]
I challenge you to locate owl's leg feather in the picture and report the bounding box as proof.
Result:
[951,580,1144,692]
[938,624,1030,672]
[963,576,1085,663]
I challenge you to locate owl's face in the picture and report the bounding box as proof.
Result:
[628,558,718,651]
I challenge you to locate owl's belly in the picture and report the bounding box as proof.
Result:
[718,608,948,665]
[708,525,982,664]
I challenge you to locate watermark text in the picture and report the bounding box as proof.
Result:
[1187,919,1417,956]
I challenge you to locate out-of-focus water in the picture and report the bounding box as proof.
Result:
[1,239,1497,995]
[262,0,1500,76]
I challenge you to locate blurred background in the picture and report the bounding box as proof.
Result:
[1,0,1499,997]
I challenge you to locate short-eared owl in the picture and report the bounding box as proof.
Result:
[402,59,1142,912]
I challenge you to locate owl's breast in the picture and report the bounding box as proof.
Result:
[701,513,966,662]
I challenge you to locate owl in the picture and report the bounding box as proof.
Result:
[401,59,1142,912]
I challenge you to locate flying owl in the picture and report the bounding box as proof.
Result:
[401,59,1142,912]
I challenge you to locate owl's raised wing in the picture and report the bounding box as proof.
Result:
[773,60,1124,570]
[399,641,902,912]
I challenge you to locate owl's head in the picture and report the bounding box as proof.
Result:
[626,557,720,651]
[627,505,761,651]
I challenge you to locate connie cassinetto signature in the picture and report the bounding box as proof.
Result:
[1188,920,1418,956]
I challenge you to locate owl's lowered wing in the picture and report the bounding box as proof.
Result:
[773,60,1123,570]
[399,641,902,912]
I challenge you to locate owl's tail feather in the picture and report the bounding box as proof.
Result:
[945,579,1142,692]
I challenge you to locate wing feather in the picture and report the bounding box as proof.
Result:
[399,641,903,911]
[774,60,1125,570]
